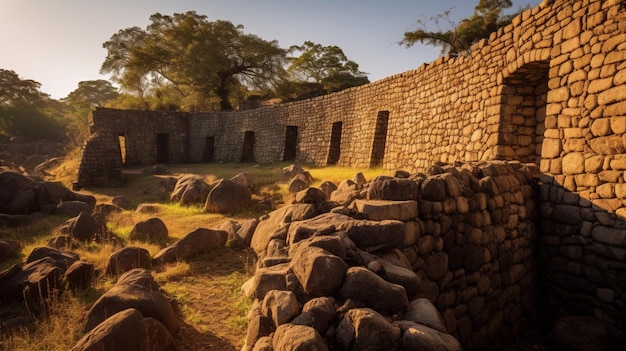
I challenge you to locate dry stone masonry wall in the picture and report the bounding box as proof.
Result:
[76,0,626,333]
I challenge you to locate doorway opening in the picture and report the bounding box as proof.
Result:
[499,61,549,164]
[241,131,255,162]
[156,133,169,163]
[369,111,389,167]
[327,122,343,165]
[283,126,298,161]
[118,134,127,165]
[204,136,215,162]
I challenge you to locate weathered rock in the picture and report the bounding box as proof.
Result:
[397,320,463,351]
[288,177,310,194]
[246,302,274,351]
[242,263,290,300]
[153,228,227,265]
[287,212,351,247]
[338,266,409,314]
[71,308,173,351]
[338,219,405,252]
[58,212,100,241]
[404,298,448,333]
[0,258,62,306]
[291,297,336,334]
[135,203,161,214]
[330,179,362,206]
[105,246,151,275]
[548,316,626,351]
[294,187,327,204]
[170,174,210,206]
[204,178,252,213]
[63,260,95,291]
[262,290,301,327]
[252,336,273,351]
[282,164,306,179]
[336,308,401,351]
[236,218,259,247]
[375,256,422,298]
[273,323,329,351]
[290,246,347,297]
[231,172,254,189]
[352,172,367,186]
[319,181,338,200]
[367,176,419,201]
[26,246,79,272]
[47,235,75,250]
[111,196,132,210]
[351,199,418,221]
[128,217,168,243]
[251,204,319,255]
[421,175,448,202]
[55,201,93,217]
[84,270,179,335]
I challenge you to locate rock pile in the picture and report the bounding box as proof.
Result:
[243,161,539,351]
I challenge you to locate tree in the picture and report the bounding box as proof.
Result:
[285,41,369,98]
[0,69,67,140]
[101,11,286,111]
[401,0,523,56]
[63,80,119,143]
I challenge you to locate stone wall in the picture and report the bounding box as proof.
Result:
[401,161,538,350]
[77,0,626,331]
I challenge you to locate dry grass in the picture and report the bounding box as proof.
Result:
[1,158,388,350]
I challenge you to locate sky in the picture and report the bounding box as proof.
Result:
[0,0,542,100]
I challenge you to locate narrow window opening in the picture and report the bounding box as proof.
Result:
[241,131,255,162]
[283,126,298,161]
[327,122,343,165]
[370,111,390,168]
[204,136,215,162]
[156,133,169,163]
[118,134,127,165]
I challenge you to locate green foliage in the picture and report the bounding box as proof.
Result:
[63,80,119,144]
[101,11,287,111]
[280,41,369,100]
[0,69,67,140]
[401,0,525,56]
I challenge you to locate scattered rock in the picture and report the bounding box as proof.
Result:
[55,201,93,217]
[337,266,409,314]
[72,308,173,351]
[273,323,329,351]
[153,228,227,265]
[105,246,151,275]
[129,217,168,243]
[336,308,401,351]
[204,178,252,213]
[170,174,210,206]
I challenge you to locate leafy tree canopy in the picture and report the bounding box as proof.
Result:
[0,69,67,140]
[280,41,369,101]
[401,0,525,56]
[101,11,287,111]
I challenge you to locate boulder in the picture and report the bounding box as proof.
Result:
[246,302,275,351]
[404,298,448,333]
[289,246,347,297]
[338,219,405,252]
[0,258,62,308]
[204,178,252,213]
[58,212,101,241]
[83,269,179,335]
[282,164,306,179]
[318,181,337,200]
[291,297,336,334]
[169,174,210,206]
[288,177,310,194]
[261,290,301,327]
[231,172,255,189]
[352,172,367,186]
[47,235,75,250]
[330,179,362,206]
[336,308,401,351]
[242,263,290,300]
[153,228,227,265]
[287,212,352,247]
[63,260,95,291]
[55,201,93,217]
[337,266,409,314]
[272,323,329,351]
[351,199,418,221]
[397,320,463,351]
[26,246,79,272]
[71,308,173,351]
[111,196,132,210]
[367,176,419,201]
[128,217,168,243]
[135,203,161,214]
[294,187,327,204]
[250,204,319,255]
[105,246,151,275]
[235,218,259,247]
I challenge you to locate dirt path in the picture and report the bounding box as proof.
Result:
[162,248,255,351]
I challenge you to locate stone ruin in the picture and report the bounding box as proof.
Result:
[71,0,626,348]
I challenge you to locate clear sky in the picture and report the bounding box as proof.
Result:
[0,0,541,99]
